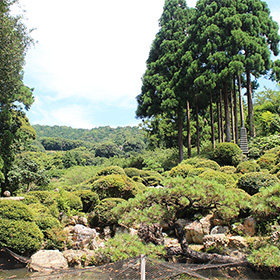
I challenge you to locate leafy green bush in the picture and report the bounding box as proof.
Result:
[139,170,163,186]
[250,184,280,221]
[54,190,83,214]
[88,198,125,228]
[236,161,261,174]
[248,147,261,159]
[96,166,126,177]
[0,219,43,255]
[248,134,280,155]
[220,166,236,174]
[198,170,236,187]
[256,154,276,170]
[237,172,280,195]
[91,174,144,200]
[194,159,220,170]
[0,200,34,221]
[92,233,164,265]
[188,167,207,177]
[169,164,193,178]
[124,167,141,178]
[248,245,280,268]
[73,190,100,212]
[213,142,242,166]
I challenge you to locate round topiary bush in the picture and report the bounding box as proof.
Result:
[96,166,126,177]
[0,200,43,255]
[256,154,276,171]
[139,170,163,186]
[0,219,43,255]
[73,190,100,212]
[88,198,125,228]
[91,174,144,200]
[54,190,83,213]
[0,200,34,221]
[194,159,220,171]
[213,142,242,166]
[169,164,193,178]
[248,147,261,159]
[237,172,280,195]
[220,166,236,174]
[236,161,261,174]
[188,167,207,177]
[124,167,142,178]
[198,170,236,187]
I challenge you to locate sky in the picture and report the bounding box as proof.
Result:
[12,0,280,129]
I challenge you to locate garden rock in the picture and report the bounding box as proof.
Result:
[203,234,228,250]
[28,250,68,272]
[243,216,256,236]
[227,236,248,250]
[185,214,212,244]
[210,226,229,235]
[70,224,98,249]
[63,249,95,268]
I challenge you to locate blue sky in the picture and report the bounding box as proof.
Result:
[14,0,280,129]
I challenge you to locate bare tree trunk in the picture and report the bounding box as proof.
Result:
[210,92,215,149]
[238,74,245,128]
[178,117,184,163]
[230,88,235,143]
[196,102,200,155]
[186,100,191,158]
[233,77,239,145]
[224,83,231,142]
[219,89,224,142]
[216,95,221,143]
[246,70,255,137]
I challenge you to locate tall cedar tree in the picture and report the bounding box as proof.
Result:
[0,1,35,195]
[136,0,190,163]
[235,0,280,137]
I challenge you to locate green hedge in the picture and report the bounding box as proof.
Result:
[213,142,242,166]
[0,200,34,222]
[237,172,280,195]
[0,219,43,255]
[91,174,144,200]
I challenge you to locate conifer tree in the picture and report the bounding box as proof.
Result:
[136,0,190,162]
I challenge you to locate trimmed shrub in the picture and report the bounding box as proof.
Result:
[213,142,242,166]
[91,174,144,200]
[139,170,163,186]
[257,154,276,171]
[250,184,280,221]
[54,190,83,213]
[194,159,220,171]
[92,233,164,265]
[0,200,34,222]
[0,219,43,255]
[124,167,141,178]
[198,170,236,187]
[73,190,100,213]
[96,166,126,177]
[237,172,280,195]
[236,161,261,174]
[188,167,207,177]
[181,157,208,166]
[23,190,56,207]
[248,245,280,268]
[248,147,261,159]
[88,198,125,228]
[220,166,236,174]
[169,164,193,178]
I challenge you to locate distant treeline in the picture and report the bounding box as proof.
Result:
[32,125,147,154]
